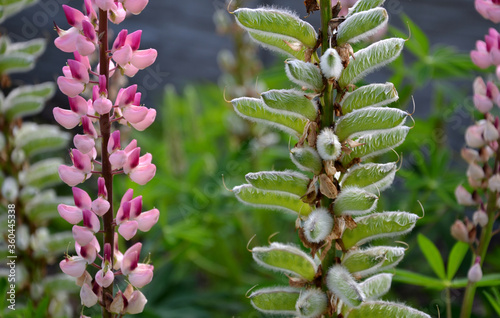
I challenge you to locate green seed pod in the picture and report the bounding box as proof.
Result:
[25,190,72,222]
[261,89,318,120]
[252,242,318,281]
[320,48,343,80]
[231,97,308,137]
[335,107,408,141]
[347,0,386,16]
[303,208,334,243]
[317,128,342,161]
[245,170,310,197]
[340,126,410,166]
[340,83,399,114]
[341,162,397,194]
[285,59,324,91]
[2,177,18,202]
[233,7,318,48]
[248,31,307,60]
[342,212,419,250]
[338,38,405,88]
[14,123,69,157]
[345,301,431,318]
[296,289,328,318]
[19,158,64,189]
[249,286,301,315]
[342,246,405,277]
[359,273,393,300]
[290,146,323,174]
[1,82,55,120]
[337,8,388,46]
[333,187,378,216]
[327,265,365,308]
[233,184,313,216]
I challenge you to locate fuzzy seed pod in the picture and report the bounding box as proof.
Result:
[295,289,327,318]
[320,48,343,79]
[290,146,323,174]
[327,264,365,307]
[303,208,334,243]
[317,128,342,160]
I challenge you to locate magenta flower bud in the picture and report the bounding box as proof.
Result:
[68,59,90,83]
[451,220,470,243]
[82,209,100,232]
[53,107,81,129]
[57,76,85,98]
[465,124,486,148]
[476,0,500,23]
[117,201,132,224]
[74,134,95,154]
[58,164,87,186]
[136,208,160,232]
[80,283,98,307]
[112,29,128,51]
[95,269,114,288]
[62,5,85,28]
[60,256,87,277]
[108,130,122,153]
[98,177,108,198]
[133,92,142,105]
[473,209,489,227]
[98,75,107,94]
[455,185,476,206]
[104,243,112,263]
[131,49,157,69]
[72,187,92,209]
[488,173,500,192]
[126,290,147,314]
[83,0,97,20]
[467,162,485,180]
[121,188,135,204]
[131,108,156,131]
[471,40,492,69]
[58,204,83,224]
[130,196,143,218]
[129,263,154,288]
[118,220,139,240]
[123,0,149,15]
[468,257,483,282]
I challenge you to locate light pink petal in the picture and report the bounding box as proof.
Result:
[123,0,149,15]
[125,30,142,51]
[95,269,114,288]
[72,149,92,174]
[136,208,159,232]
[123,63,139,77]
[121,188,135,205]
[68,59,90,83]
[58,165,86,186]
[123,147,141,174]
[92,197,110,216]
[110,150,127,170]
[116,85,137,107]
[58,204,83,224]
[122,243,142,275]
[93,97,113,115]
[76,241,97,263]
[131,49,157,69]
[57,76,85,98]
[113,45,133,66]
[74,134,95,154]
[60,256,87,277]
[129,196,143,219]
[118,220,138,241]
[95,0,118,11]
[83,209,101,233]
[131,108,156,131]
[62,5,85,28]
[72,225,95,246]
[128,264,154,288]
[123,139,138,153]
[473,94,493,113]
[54,27,79,53]
[126,290,147,314]
[72,187,92,209]
[53,107,80,129]
[129,164,156,185]
[80,283,98,307]
[109,3,126,24]
[123,105,148,124]
[471,50,492,69]
[69,95,89,116]
[76,34,96,56]
[108,130,121,153]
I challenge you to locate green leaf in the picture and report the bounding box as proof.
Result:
[249,286,300,315]
[333,187,378,216]
[417,234,446,280]
[252,242,317,280]
[234,7,318,48]
[261,89,318,120]
[231,97,308,137]
[335,107,408,141]
[341,162,397,193]
[340,82,399,114]
[337,8,388,45]
[394,269,446,289]
[233,184,312,216]
[483,288,500,315]
[447,241,469,280]
[347,0,386,16]
[338,38,405,88]
[346,301,431,318]
[285,59,323,91]
[451,274,500,288]
[248,31,306,60]
[245,170,310,197]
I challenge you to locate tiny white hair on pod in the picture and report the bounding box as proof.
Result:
[320,48,343,79]
[317,128,342,160]
[303,208,334,243]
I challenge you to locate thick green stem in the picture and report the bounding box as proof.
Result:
[98,9,114,318]
[320,0,333,129]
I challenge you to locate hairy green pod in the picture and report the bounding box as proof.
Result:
[317,128,342,161]
[338,38,405,88]
[303,208,334,243]
[252,242,318,280]
[337,8,388,45]
[0,53,35,75]
[345,301,431,318]
[285,59,324,91]
[248,31,306,60]
[342,246,405,277]
[333,187,378,216]
[19,158,63,189]
[231,97,308,137]
[335,107,408,141]
[290,146,323,174]
[341,162,397,194]
[347,0,386,16]
[261,89,318,120]
[340,126,410,166]
[25,190,72,222]
[233,184,312,216]
[9,38,46,58]
[14,123,69,157]
[342,212,419,249]
[340,83,399,114]
[249,286,301,315]
[320,48,343,79]
[1,82,55,119]
[359,273,392,300]
[0,131,5,152]
[296,289,328,318]
[245,170,310,196]
[327,265,365,308]
[233,7,318,48]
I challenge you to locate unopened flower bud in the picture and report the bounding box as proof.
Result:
[468,257,483,283]
[473,210,489,227]
[483,121,499,142]
[455,185,475,206]
[303,208,334,243]
[461,148,479,163]
[467,162,485,180]
[488,174,500,192]
[451,220,469,243]
[317,128,342,161]
[465,125,486,148]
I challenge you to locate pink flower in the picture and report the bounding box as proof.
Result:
[57,59,90,97]
[121,243,154,288]
[111,30,157,77]
[60,256,87,277]
[110,284,147,314]
[471,28,500,69]
[58,149,93,186]
[476,0,500,23]
[116,190,159,240]
[123,148,156,185]
[122,0,149,15]
[53,95,88,129]
[80,283,99,307]
[54,5,97,56]
[72,209,100,246]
